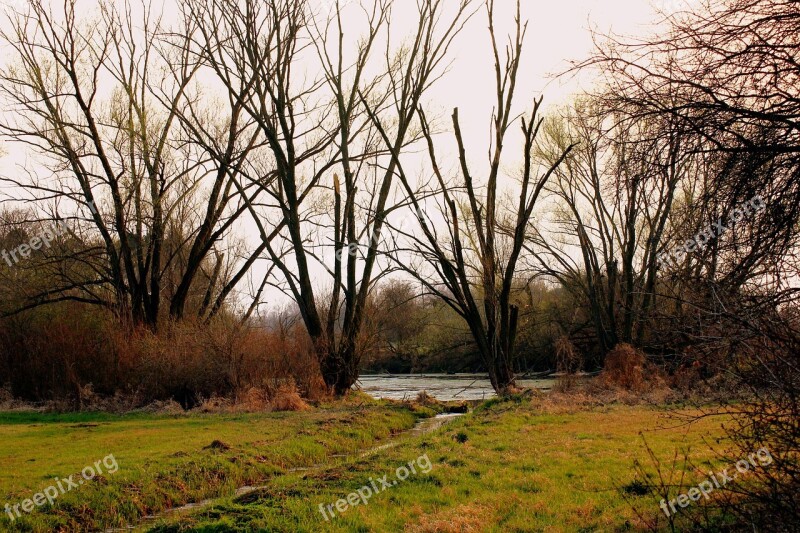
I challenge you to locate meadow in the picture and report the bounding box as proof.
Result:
[0,395,732,532]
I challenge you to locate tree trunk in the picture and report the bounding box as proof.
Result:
[319,344,359,396]
[488,355,517,395]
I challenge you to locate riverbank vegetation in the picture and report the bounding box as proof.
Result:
[0,0,794,399]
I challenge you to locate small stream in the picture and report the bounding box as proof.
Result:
[102,374,557,531]
[102,413,463,532]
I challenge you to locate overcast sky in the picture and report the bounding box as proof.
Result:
[0,0,683,310]
[0,0,674,156]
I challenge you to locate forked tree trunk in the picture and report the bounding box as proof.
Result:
[318,344,360,396]
[488,356,517,395]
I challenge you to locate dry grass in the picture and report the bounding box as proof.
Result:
[0,305,329,410]
[410,503,494,532]
[176,383,310,413]
[598,343,668,392]
[269,383,311,412]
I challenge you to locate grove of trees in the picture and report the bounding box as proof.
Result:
[1,0,798,424]
[2,0,799,525]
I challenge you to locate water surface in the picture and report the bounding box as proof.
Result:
[356,373,555,401]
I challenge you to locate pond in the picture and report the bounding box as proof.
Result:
[356,373,556,401]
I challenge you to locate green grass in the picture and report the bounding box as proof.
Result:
[0,398,733,532]
[0,399,421,531]
[143,400,731,532]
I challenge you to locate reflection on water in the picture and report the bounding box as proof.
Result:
[356,373,556,401]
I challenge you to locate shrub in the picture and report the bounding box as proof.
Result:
[599,343,665,392]
[599,344,647,390]
[0,305,328,410]
[269,383,310,412]
[554,335,582,391]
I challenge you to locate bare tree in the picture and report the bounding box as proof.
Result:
[527,101,686,354]
[0,0,258,328]
[185,0,475,393]
[582,0,800,292]
[376,0,573,394]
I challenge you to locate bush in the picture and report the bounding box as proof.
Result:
[0,307,117,408]
[599,343,665,392]
[0,305,327,410]
[716,304,800,530]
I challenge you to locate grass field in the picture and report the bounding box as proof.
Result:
[0,396,732,532]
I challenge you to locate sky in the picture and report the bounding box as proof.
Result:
[0,0,685,310]
[382,0,669,152]
[0,0,672,155]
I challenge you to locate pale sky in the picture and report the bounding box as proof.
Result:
[0,0,681,310]
[0,0,670,156]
